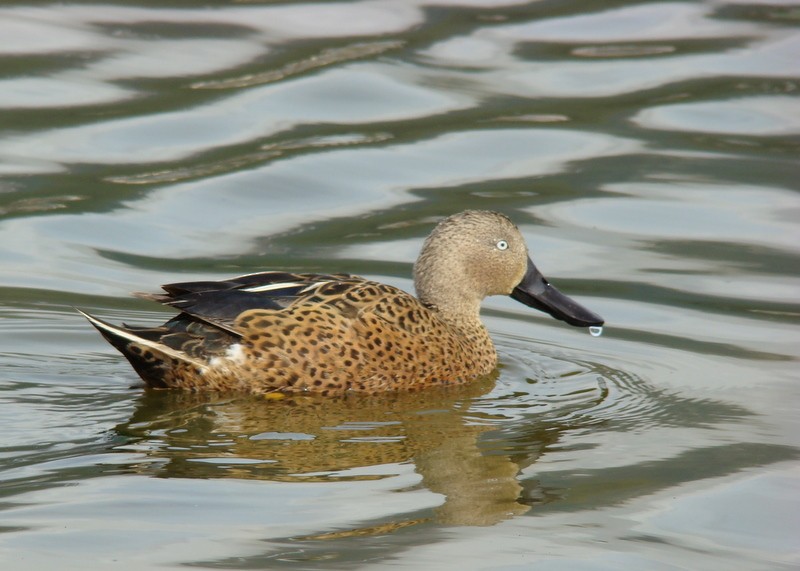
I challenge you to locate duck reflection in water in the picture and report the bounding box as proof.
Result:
[115,376,563,528]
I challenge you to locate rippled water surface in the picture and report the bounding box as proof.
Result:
[1,1,799,569]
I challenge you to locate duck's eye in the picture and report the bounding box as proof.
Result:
[496,240,509,251]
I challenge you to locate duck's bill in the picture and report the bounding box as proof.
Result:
[510,258,604,328]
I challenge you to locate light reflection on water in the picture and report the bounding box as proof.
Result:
[0,0,799,569]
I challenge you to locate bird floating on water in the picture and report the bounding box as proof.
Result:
[81,210,604,396]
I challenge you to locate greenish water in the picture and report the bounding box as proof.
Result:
[1,1,799,569]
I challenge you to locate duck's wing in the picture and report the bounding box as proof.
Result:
[138,271,360,333]
[80,272,364,388]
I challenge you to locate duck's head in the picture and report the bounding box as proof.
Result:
[413,210,604,328]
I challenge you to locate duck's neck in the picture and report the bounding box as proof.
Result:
[416,276,488,336]
[419,290,477,326]
[421,291,496,363]
[413,227,491,338]
[414,258,496,367]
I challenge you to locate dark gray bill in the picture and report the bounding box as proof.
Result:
[510,258,604,327]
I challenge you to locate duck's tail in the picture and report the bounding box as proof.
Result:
[77,309,206,389]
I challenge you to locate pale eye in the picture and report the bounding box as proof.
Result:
[496,240,509,251]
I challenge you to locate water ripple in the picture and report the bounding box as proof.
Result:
[192,40,404,90]
[490,338,751,435]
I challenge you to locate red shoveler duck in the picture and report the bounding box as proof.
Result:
[81,210,603,396]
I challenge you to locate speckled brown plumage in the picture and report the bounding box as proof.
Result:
[81,210,604,395]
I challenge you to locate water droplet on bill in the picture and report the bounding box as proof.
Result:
[589,326,603,337]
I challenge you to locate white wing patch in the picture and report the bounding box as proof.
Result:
[225,343,246,363]
[243,281,307,293]
[242,280,332,295]
[208,342,246,370]
[301,281,330,293]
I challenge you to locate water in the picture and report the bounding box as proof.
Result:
[1,1,799,569]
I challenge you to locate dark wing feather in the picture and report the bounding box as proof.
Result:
[160,280,242,295]
[140,272,359,333]
[159,272,308,295]
[162,290,287,330]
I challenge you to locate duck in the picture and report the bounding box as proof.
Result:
[81,210,603,396]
